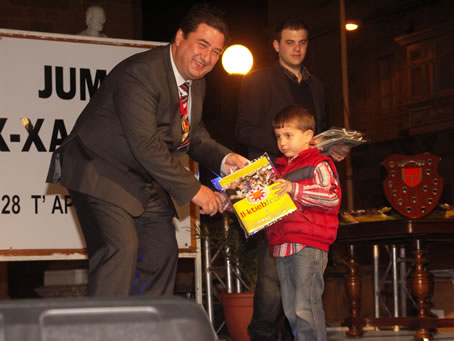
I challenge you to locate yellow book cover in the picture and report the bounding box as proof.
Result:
[217,154,297,237]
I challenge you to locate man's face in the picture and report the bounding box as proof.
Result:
[173,23,224,80]
[273,28,308,72]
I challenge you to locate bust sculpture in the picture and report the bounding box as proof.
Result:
[78,5,107,37]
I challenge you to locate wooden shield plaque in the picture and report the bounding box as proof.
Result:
[382,153,443,219]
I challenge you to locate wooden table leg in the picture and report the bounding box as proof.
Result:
[0,262,9,299]
[344,244,364,337]
[409,239,434,340]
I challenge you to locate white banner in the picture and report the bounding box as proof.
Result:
[0,30,196,256]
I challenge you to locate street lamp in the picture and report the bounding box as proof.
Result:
[345,20,360,31]
[340,0,355,211]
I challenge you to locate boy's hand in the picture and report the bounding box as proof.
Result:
[273,179,293,196]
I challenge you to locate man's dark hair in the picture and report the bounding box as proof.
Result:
[274,18,309,42]
[272,104,315,133]
[178,3,229,45]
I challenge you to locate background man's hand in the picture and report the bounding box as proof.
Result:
[191,185,224,216]
[327,144,350,162]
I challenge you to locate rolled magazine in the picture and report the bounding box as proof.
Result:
[312,127,366,151]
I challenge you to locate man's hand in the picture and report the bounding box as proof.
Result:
[191,185,225,216]
[223,153,249,174]
[327,144,350,162]
[215,191,231,212]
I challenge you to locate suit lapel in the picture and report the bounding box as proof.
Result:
[161,45,205,151]
[272,62,293,105]
[190,80,203,134]
[161,45,184,149]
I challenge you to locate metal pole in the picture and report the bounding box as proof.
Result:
[223,215,233,293]
[194,231,203,305]
[339,0,355,210]
[235,269,242,293]
[392,245,400,331]
[400,246,407,317]
[373,244,380,318]
[203,233,214,322]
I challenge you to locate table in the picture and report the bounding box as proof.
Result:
[336,218,454,340]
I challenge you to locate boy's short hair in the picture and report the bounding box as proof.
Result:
[272,104,315,132]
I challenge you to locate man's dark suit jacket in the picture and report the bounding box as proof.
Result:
[47,45,231,217]
[235,61,329,161]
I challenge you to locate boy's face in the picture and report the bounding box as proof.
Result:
[274,125,313,158]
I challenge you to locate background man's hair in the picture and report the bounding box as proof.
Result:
[177,3,229,45]
[274,18,309,42]
[272,104,315,132]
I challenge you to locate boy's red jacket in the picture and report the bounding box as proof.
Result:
[266,148,341,252]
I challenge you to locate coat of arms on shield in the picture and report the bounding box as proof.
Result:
[382,152,443,219]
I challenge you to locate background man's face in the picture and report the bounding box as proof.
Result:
[173,23,224,80]
[273,28,308,72]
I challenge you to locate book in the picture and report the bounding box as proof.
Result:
[212,153,297,238]
[312,127,366,151]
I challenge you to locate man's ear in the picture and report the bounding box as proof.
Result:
[272,40,280,53]
[174,29,184,46]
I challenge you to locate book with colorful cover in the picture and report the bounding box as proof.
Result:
[213,153,297,238]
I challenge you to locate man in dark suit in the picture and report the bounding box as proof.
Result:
[47,3,248,297]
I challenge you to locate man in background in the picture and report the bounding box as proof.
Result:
[235,18,348,340]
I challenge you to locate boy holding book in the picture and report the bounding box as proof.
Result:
[267,104,341,341]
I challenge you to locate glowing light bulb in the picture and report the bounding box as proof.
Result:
[346,22,359,31]
[222,44,253,75]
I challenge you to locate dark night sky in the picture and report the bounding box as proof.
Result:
[142,1,271,68]
[142,1,267,41]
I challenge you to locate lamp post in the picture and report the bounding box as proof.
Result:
[340,0,355,211]
[219,44,253,154]
[204,44,254,328]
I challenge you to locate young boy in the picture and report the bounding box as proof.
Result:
[267,104,341,341]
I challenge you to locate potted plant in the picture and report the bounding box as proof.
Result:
[201,212,258,341]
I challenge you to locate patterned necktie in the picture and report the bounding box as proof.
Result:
[177,82,190,150]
